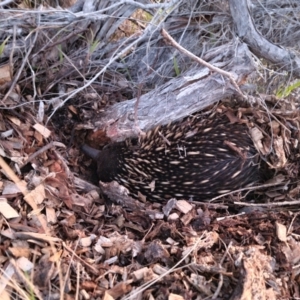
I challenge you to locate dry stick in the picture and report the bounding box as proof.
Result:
[52,148,73,179]
[212,241,233,299]
[75,261,81,300]
[61,240,80,298]
[9,25,16,82]
[0,264,27,298]
[160,28,246,99]
[234,199,300,207]
[94,0,177,11]
[38,28,87,53]
[190,202,229,209]
[2,9,41,103]
[22,141,66,167]
[287,212,300,235]
[208,181,286,203]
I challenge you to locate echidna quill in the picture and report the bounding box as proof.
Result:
[82,114,260,201]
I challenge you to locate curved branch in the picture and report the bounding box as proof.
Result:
[229,0,300,77]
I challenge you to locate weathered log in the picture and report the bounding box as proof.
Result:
[93,42,255,141]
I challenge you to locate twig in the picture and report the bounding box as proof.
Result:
[52,148,73,179]
[37,28,86,54]
[0,0,14,6]
[161,28,246,99]
[234,199,300,207]
[89,0,178,12]
[2,7,41,103]
[22,141,66,167]
[208,181,286,202]
[287,212,300,235]
[189,201,228,209]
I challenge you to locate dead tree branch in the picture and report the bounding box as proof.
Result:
[229,0,300,77]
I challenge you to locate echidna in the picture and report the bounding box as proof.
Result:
[82,113,259,201]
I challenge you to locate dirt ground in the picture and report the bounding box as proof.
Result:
[1,94,300,299]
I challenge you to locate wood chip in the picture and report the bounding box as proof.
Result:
[250,127,265,154]
[33,123,51,138]
[16,256,34,272]
[132,267,150,281]
[80,235,97,247]
[0,262,14,295]
[46,207,57,224]
[275,222,287,242]
[152,264,169,275]
[169,293,184,300]
[105,282,132,299]
[181,210,195,226]
[15,232,61,243]
[7,116,21,126]
[175,200,193,214]
[8,246,31,258]
[168,212,179,221]
[0,198,19,219]
[25,184,45,205]
[96,236,113,247]
[0,228,15,239]
[49,250,63,263]
[104,256,118,265]
[103,293,114,300]
[166,237,178,245]
[2,181,21,195]
[273,136,287,167]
